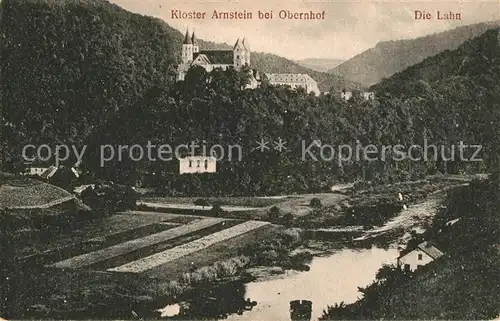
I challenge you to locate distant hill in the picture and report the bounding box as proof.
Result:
[330,20,500,86]
[294,58,344,72]
[371,27,500,95]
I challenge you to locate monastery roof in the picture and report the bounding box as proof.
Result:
[264,73,317,84]
[193,50,233,65]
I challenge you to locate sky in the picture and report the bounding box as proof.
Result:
[110,0,500,60]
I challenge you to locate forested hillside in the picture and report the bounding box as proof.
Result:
[2,0,500,197]
[0,0,359,173]
[83,28,500,196]
[330,20,500,86]
[1,0,180,165]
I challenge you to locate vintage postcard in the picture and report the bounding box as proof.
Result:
[1,0,499,320]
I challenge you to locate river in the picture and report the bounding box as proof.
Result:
[159,246,398,320]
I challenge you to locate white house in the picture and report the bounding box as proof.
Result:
[340,90,375,101]
[179,156,216,174]
[397,241,444,272]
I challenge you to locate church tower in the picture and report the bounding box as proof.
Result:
[233,38,249,69]
[242,37,250,66]
[192,31,199,54]
[181,29,193,64]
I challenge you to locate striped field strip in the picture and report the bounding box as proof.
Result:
[49,218,225,269]
[107,220,270,273]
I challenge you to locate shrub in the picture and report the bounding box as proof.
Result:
[309,198,322,208]
[164,280,186,297]
[268,206,280,222]
[280,213,295,227]
[279,228,302,245]
[210,202,225,216]
[194,198,210,208]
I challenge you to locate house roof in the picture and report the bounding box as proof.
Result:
[192,54,212,65]
[417,241,444,259]
[445,218,461,226]
[398,241,444,260]
[40,165,58,180]
[193,50,233,65]
[264,73,317,84]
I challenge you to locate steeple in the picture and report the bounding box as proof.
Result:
[233,38,242,50]
[242,37,250,51]
[183,29,192,44]
[191,31,197,45]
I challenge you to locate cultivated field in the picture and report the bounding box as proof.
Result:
[17,211,199,263]
[108,220,271,273]
[0,177,74,208]
[49,217,227,269]
[43,210,273,280]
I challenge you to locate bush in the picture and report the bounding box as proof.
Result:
[279,228,301,245]
[81,182,137,214]
[194,198,210,208]
[210,202,225,216]
[280,213,295,227]
[164,280,186,297]
[268,206,280,222]
[309,198,322,208]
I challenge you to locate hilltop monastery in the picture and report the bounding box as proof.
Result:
[176,30,321,96]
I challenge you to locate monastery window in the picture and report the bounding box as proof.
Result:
[197,160,201,167]
[189,160,192,168]
[204,159,208,170]
[418,254,423,260]
[236,55,239,59]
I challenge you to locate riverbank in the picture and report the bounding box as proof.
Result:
[319,178,500,320]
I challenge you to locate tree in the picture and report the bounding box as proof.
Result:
[194,198,210,209]
[280,213,294,227]
[211,202,225,217]
[267,206,280,222]
[309,198,322,208]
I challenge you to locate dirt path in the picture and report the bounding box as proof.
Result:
[353,184,469,245]
[137,201,261,212]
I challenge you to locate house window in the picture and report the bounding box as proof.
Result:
[418,254,423,260]
[236,55,239,59]
[417,264,423,269]
[403,264,410,272]
[188,160,192,168]
[204,159,208,170]
[197,160,201,167]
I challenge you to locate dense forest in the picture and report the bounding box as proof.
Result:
[1,0,500,196]
[331,20,500,86]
